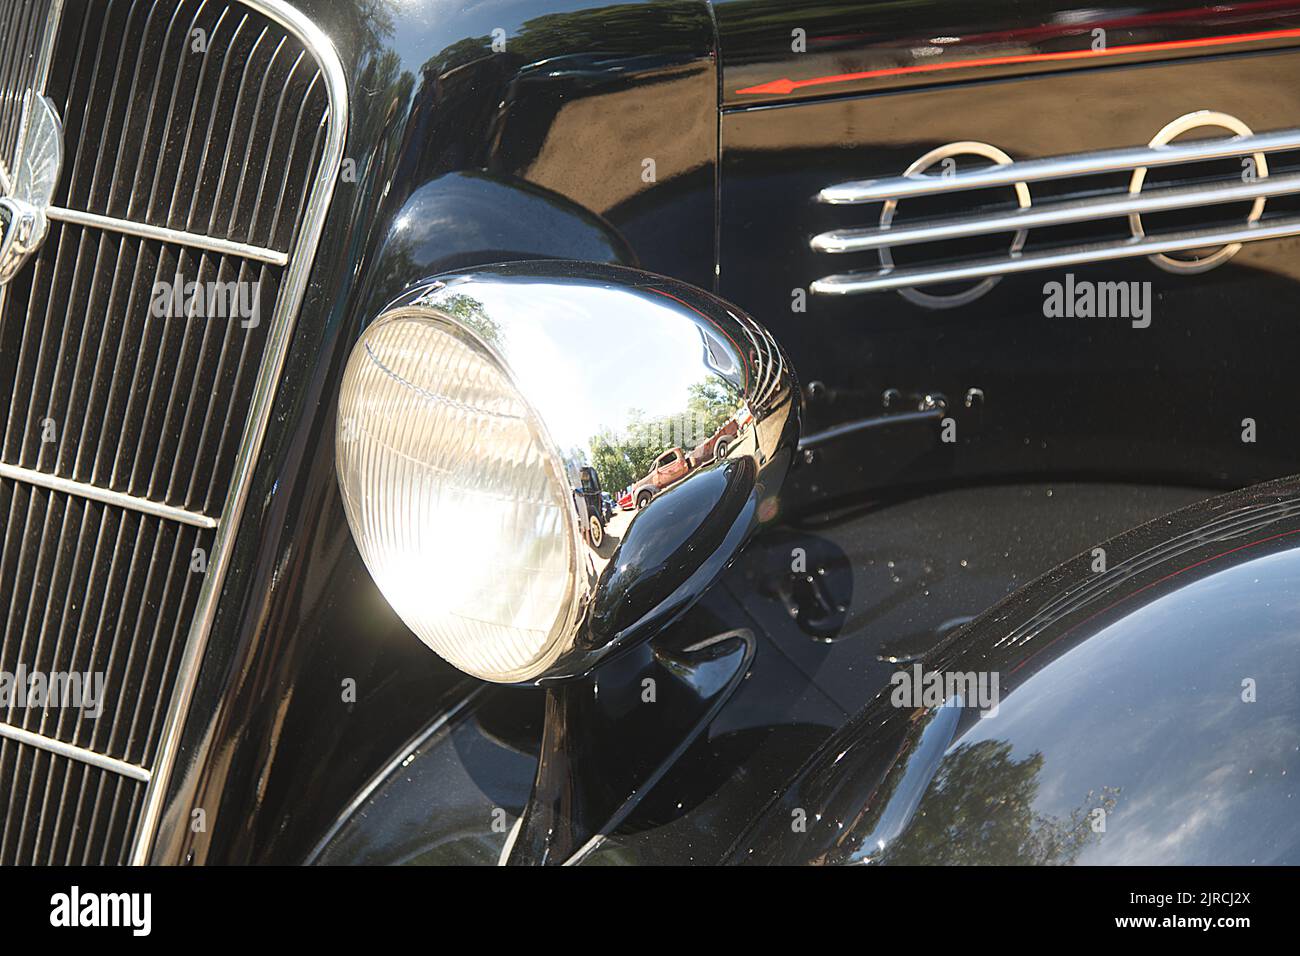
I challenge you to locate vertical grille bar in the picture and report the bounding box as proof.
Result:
[0,0,45,175]
[0,740,144,865]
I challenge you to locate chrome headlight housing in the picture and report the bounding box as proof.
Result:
[335,261,797,683]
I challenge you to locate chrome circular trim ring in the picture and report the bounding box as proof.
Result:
[880,141,1031,309]
[1129,111,1268,275]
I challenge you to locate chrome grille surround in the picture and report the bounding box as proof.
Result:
[811,112,1300,306]
[0,0,346,864]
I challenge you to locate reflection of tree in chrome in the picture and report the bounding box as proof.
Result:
[436,293,503,350]
[686,379,738,435]
[589,418,658,496]
[881,740,1120,865]
[585,379,740,494]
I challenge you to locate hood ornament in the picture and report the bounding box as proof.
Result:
[0,91,63,285]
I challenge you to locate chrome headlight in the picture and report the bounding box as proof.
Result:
[336,261,798,683]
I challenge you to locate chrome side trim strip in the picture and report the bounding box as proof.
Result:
[810,215,1300,294]
[0,461,217,528]
[818,126,1300,204]
[811,172,1300,253]
[0,722,152,783]
[46,206,290,265]
[129,0,348,865]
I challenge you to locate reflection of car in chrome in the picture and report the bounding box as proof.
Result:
[573,466,605,548]
[688,418,739,468]
[632,447,691,508]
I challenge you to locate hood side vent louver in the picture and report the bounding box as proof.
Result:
[811,112,1300,308]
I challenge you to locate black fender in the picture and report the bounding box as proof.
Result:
[728,475,1300,864]
[362,171,637,313]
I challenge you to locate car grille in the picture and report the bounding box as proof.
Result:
[0,0,343,864]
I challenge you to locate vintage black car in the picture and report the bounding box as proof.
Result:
[0,0,1298,868]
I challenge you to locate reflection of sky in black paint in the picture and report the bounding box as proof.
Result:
[949,548,1300,864]
[388,0,603,72]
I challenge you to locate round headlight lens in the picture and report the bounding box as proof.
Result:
[336,311,577,682]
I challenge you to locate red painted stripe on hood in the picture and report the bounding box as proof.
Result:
[734,27,1300,96]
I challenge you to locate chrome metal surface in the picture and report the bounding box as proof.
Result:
[811,215,1300,295]
[26,0,62,106]
[810,172,1300,253]
[0,0,59,174]
[129,0,348,865]
[45,206,290,266]
[0,90,60,283]
[10,89,60,206]
[818,123,1300,204]
[811,112,1300,304]
[878,141,1029,309]
[0,722,150,783]
[0,461,217,528]
[0,0,346,866]
[337,261,799,683]
[1129,111,1265,274]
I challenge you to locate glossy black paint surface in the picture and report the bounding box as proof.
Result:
[720,45,1300,507]
[149,0,717,863]
[310,685,543,865]
[311,482,1210,864]
[716,0,1300,105]
[149,0,1300,864]
[506,628,753,864]
[729,477,1300,864]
